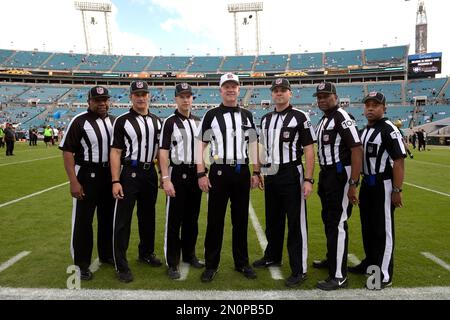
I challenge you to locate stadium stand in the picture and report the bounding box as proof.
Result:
[364,45,407,65]
[41,53,84,70]
[288,52,323,70]
[0,49,14,64]
[406,78,447,102]
[367,83,403,103]
[188,56,223,73]
[3,50,52,69]
[77,54,120,71]
[147,56,190,72]
[254,54,288,72]
[325,50,362,68]
[112,55,152,72]
[220,55,256,72]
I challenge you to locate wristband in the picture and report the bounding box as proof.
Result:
[162,176,170,180]
[197,172,207,179]
[112,180,121,185]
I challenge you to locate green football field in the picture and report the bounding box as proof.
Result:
[0,142,449,294]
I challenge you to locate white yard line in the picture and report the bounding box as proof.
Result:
[347,254,361,266]
[0,156,60,167]
[0,286,449,300]
[0,182,69,209]
[421,252,450,272]
[0,252,31,273]
[408,160,450,169]
[404,182,450,198]
[249,202,284,280]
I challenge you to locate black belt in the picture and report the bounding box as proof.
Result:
[319,162,350,172]
[171,162,196,169]
[263,159,301,169]
[76,161,110,168]
[122,160,155,171]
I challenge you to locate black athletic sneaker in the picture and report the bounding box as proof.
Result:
[312,259,329,269]
[317,277,348,291]
[168,267,181,280]
[80,269,93,281]
[285,273,307,288]
[252,257,281,268]
[138,254,162,267]
[184,257,205,269]
[117,269,133,283]
[348,262,370,275]
[235,265,257,279]
[201,269,218,282]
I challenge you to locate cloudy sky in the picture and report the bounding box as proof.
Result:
[0,0,448,75]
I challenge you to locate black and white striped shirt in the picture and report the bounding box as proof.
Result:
[199,104,257,164]
[111,108,161,163]
[260,105,316,165]
[360,118,407,176]
[316,107,361,166]
[160,110,200,165]
[59,110,114,164]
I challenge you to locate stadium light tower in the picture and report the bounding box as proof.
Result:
[74,1,113,55]
[228,2,263,56]
[415,0,427,54]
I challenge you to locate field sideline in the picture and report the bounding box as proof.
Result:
[0,142,449,299]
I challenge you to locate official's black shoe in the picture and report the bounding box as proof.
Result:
[80,269,93,281]
[348,262,369,275]
[317,277,348,291]
[285,273,307,288]
[252,257,281,268]
[312,259,329,269]
[184,257,205,269]
[117,270,133,283]
[138,254,162,267]
[201,269,218,282]
[99,258,115,265]
[168,267,181,280]
[235,265,257,279]
[366,280,392,290]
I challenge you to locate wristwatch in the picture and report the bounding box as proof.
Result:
[392,187,402,193]
[348,178,360,187]
[304,178,314,184]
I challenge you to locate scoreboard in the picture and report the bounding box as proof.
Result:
[408,52,442,78]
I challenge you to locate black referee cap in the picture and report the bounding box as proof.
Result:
[88,86,110,100]
[130,81,149,94]
[175,83,193,97]
[362,91,386,105]
[270,78,291,91]
[313,82,337,97]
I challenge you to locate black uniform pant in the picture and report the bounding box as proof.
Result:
[318,164,353,279]
[359,177,395,283]
[113,165,158,272]
[5,139,14,155]
[164,165,202,268]
[204,164,250,270]
[264,164,308,276]
[71,165,114,271]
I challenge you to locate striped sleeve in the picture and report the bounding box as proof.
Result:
[336,109,361,148]
[160,116,175,150]
[384,120,407,160]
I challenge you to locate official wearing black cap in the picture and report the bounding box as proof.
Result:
[313,82,363,290]
[110,80,163,283]
[60,86,115,280]
[349,92,406,289]
[253,78,316,288]
[159,83,204,280]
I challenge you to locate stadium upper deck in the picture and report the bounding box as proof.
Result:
[0,45,408,74]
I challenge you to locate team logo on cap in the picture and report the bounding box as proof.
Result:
[96,87,104,95]
[369,92,377,97]
[227,73,234,79]
[136,81,144,89]
[276,78,283,85]
[318,83,326,90]
[181,83,189,89]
